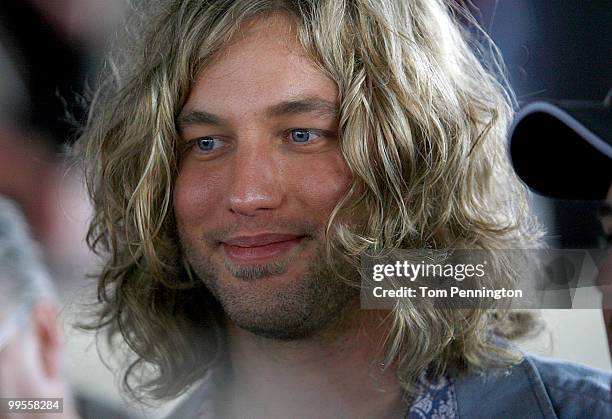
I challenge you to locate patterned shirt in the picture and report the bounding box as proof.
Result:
[406,372,458,418]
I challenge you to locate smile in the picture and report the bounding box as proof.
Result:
[222,234,306,263]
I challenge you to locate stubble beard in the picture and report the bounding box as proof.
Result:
[179,230,360,341]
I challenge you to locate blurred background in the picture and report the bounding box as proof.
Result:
[0,1,610,418]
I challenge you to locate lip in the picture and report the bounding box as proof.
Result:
[222,233,305,263]
[224,233,304,247]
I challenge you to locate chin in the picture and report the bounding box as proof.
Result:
[215,265,359,341]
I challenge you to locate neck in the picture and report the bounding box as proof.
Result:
[217,302,407,419]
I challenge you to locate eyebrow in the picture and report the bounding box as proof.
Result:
[176,97,338,129]
[266,97,338,119]
[176,109,224,128]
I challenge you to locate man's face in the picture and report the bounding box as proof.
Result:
[174,13,358,340]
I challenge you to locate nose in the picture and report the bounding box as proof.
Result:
[228,141,284,216]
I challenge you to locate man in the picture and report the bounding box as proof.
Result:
[75,0,611,417]
[509,99,612,354]
[0,196,134,419]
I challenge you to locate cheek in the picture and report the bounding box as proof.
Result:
[287,152,352,214]
[173,164,224,227]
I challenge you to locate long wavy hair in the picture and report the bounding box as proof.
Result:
[75,0,543,401]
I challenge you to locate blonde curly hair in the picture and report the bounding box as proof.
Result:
[75,0,543,401]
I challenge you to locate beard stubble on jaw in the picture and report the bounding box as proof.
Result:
[179,227,361,342]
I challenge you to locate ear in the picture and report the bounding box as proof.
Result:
[31,302,62,380]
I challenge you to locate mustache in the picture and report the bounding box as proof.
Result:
[203,219,320,246]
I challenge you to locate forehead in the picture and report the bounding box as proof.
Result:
[182,13,338,116]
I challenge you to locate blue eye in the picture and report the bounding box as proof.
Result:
[289,129,320,143]
[195,136,223,152]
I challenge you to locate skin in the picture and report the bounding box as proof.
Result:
[174,11,357,341]
[173,13,407,419]
[0,302,80,419]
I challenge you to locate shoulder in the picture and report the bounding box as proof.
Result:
[452,354,611,418]
[526,355,611,418]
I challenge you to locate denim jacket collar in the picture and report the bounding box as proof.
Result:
[453,356,557,419]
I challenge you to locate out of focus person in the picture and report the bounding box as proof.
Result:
[600,187,612,354]
[0,196,132,419]
[509,99,612,354]
[0,2,139,417]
